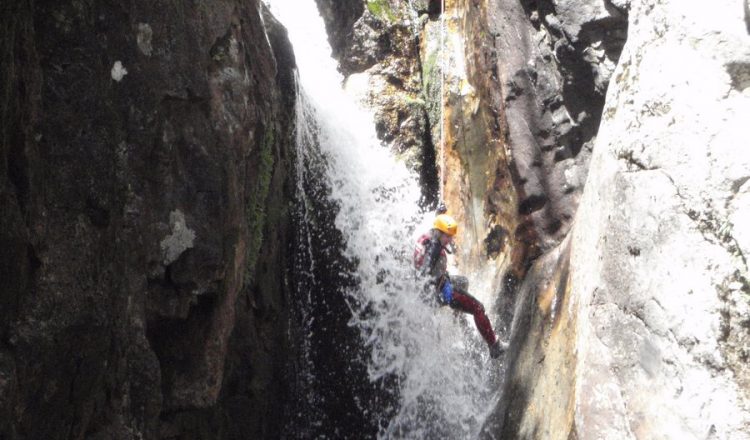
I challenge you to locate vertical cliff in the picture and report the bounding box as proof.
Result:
[570,0,749,437]
[490,0,627,253]
[484,0,750,439]
[0,1,296,438]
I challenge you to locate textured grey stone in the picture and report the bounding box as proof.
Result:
[570,0,750,437]
[553,0,619,41]
[489,0,627,250]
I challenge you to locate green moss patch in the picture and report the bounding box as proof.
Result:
[245,126,276,281]
[367,0,397,22]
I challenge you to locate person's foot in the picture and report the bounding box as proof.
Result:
[489,340,508,359]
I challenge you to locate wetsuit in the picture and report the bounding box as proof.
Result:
[413,230,498,347]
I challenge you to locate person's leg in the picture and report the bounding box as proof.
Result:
[450,291,497,346]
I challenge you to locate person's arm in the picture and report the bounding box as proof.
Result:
[423,236,454,304]
[419,235,443,278]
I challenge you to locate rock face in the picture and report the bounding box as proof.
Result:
[316,0,441,205]
[482,237,577,439]
[314,0,365,69]
[317,0,627,284]
[0,1,296,438]
[423,0,524,281]
[484,0,750,438]
[490,0,627,253]
[569,0,750,437]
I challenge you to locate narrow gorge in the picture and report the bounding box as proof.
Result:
[1,0,748,439]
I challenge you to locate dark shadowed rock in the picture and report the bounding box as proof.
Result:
[314,0,366,66]
[0,0,296,438]
[489,0,627,251]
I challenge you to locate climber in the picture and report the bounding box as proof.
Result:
[414,208,508,359]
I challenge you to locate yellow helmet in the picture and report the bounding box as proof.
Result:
[434,214,458,236]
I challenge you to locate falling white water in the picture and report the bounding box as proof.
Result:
[289,70,324,434]
[267,1,501,437]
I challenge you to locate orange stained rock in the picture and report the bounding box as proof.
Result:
[505,242,578,439]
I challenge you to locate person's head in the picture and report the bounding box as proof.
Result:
[433,213,457,246]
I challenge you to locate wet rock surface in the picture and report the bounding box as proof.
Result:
[481,239,576,439]
[0,1,296,438]
[408,1,524,310]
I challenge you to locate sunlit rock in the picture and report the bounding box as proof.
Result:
[485,0,750,438]
[570,0,750,436]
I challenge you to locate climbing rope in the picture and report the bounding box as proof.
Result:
[439,0,446,203]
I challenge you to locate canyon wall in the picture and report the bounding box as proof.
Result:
[0,1,296,438]
[485,0,750,438]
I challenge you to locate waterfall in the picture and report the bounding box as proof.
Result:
[267,1,502,438]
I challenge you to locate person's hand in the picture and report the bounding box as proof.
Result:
[440,279,453,304]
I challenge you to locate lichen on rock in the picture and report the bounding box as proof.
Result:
[160,209,196,265]
[366,0,397,23]
[136,23,153,56]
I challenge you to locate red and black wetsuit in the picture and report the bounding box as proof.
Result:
[413,230,498,347]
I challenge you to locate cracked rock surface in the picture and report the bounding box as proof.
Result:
[573,0,750,436]
[485,0,750,438]
[490,0,628,252]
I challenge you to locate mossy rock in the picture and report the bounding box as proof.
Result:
[367,0,397,23]
[245,126,276,281]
